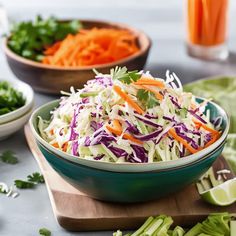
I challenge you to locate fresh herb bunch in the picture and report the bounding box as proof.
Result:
[8,15,82,61]
[0,81,25,116]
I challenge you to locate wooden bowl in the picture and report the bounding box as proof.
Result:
[3,20,151,94]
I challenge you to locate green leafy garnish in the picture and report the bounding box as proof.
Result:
[39,228,51,236]
[14,180,35,189]
[137,89,159,109]
[0,150,19,164]
[27,172,45,184]
[0,81,25,116]
[8,15,82,61]
[111,66,141,84]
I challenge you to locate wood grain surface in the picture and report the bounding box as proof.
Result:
[24,123,236,231]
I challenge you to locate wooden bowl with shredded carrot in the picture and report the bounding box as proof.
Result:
[4,19,151,94]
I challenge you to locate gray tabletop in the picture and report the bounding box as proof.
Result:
[1,1,236,235]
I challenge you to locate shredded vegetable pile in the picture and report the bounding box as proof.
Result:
[42,28,139,67]
[39,67,222,163]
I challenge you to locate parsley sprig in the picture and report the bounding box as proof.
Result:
[0,150,18,164]
[14,172,45,189]
[28,172,45,184]
[111,66,141,84]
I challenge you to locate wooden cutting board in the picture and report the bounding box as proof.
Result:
[24,124,236,231]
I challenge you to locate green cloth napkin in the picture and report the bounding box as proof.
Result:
[184,76,236,174]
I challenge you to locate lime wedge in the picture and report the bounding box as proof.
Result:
[200,178,236,206]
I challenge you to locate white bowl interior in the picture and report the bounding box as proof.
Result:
[0,79,34,124]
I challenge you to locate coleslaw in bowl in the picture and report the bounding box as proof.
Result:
[30,67,229,172]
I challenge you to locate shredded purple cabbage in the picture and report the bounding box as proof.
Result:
[189,110,207,124]
[90,121,103,131]
[94,154,105,160]
[135,116,162,128]
[133,128,163,141]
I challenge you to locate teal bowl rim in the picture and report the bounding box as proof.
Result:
[38,138,226,174]
[30,98,230,172]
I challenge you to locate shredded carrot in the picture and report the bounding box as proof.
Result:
[106,125,122,136]
[193,120,220,135]
[113,119,122,131]
[113,85,144,115]
[133,78,165,88]
[49,129,54,135]
[138,85,164,100]
[123,133,143,145]
[62,142,68,152]
[52,142,59,148]
[42,28,139,67]
[106,120,143,145]
[205,133,220,148]
[168,128,198,154]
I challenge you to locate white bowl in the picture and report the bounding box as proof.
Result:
[0,108,33,140]
[0,79,34,125]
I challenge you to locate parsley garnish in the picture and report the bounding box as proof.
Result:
[111,66,141,84]
[14,172,45,189]
[14,180,35,189]
[39,228,51,236]
[137,89,159,109]
[27,172,45,184]
[0,150,18,164]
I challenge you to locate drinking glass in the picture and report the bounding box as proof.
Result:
[186,0,229,61]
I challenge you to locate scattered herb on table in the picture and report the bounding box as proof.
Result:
[8,15,82,61]
[39,228,51,236]
[14,180,35,189]
[0,150,19,164]
[0,81,25,116]
[14,172,45,189]
[27,172,45,183]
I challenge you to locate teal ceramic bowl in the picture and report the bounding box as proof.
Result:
[30,98,229,173]
[30,96,229,202]
[37,141,225,202]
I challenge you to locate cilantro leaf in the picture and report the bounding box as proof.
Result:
[14,180,35,189]
[137,89,159,109]
[39,228,51,236]
[0,150,18,164]
[27,172,45,184]
[111,66,141,84]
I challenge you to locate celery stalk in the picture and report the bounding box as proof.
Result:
[131,216,154,236]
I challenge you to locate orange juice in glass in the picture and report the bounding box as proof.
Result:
[187,0,229,60]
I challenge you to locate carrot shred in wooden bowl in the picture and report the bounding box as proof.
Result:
[42,28,140,67]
